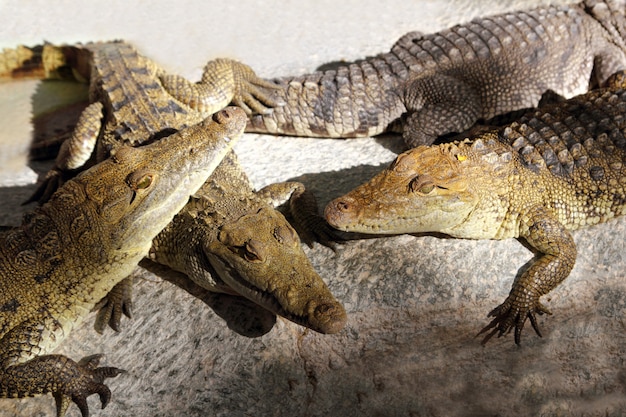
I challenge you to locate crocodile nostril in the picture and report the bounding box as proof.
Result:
[213,108,232,124]
[337,200,351,212]
[313,302,347,334]
[328,198,354,214]
[324,197,357,228]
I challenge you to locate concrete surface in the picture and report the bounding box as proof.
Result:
[1,1,625,416]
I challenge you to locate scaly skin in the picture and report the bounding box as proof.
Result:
[324,73,626,344]
[149,152,346,334]
[0,108,246,416]
[0,41,277,200]
[1,40,347,334]
[244,0,626,147]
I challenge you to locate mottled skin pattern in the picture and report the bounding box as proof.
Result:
[0,41,276,200]
[0,109,246,416]
[324,73,626,344]
[244,0,626,148]
[150,152,346,334]
[0,41,347,335]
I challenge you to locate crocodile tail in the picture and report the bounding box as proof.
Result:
[0,43,86,82]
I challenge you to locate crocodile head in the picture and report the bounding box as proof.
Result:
[54,107,246,259]
[324,144,482,236]
[205,206,347,334]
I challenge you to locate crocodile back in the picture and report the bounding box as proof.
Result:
[84,42,204,157]
[498,86,626,227]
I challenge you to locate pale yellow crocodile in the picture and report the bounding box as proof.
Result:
[325,73,626,344]
[1,41,346,335]
[0,107,246,416]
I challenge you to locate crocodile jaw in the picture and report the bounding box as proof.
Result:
[324,146,479,235]
[83,108,246,254]
[206,251,346,334]
[204,208,347,334]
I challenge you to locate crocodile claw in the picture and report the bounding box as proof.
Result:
[23,168,67,205]
[53,354,125,417]
[478,297,552,345]
[93,278,134,333]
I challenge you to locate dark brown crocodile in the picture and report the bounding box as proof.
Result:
[243,0,626,148]
[324,72,626,344]
[1,41,346,335]
[0,107,246,416]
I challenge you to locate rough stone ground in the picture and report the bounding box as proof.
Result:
[1,1,625,416]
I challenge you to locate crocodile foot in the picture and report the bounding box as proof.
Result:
[478,296,552,345]
[23,168,66,205]
[93,278,134,333]
[206,58,284,115]
[53,354,125,417]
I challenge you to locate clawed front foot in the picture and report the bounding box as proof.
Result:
[23,168,67,205]
[161,58,283,116]
[48,354,124,417]
[223,61,285,115]
[478,295,552,345]
[93,278,133,333]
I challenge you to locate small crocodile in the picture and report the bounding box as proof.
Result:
[149,151,346,334]
[1,41,346,334]
[324,72,626,345]
[0,107,246,416]
[0,42,277,201]
[244,0,626,148]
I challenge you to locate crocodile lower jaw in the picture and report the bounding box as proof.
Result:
[206,253,345,334]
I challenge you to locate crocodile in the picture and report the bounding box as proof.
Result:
[0,42,278,201]
[148,151,346,334]
[1,41,346,334]
[324,71,626,345]
[0,107,246,416]
[243,0,626,148]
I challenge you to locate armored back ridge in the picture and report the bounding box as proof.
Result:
[325,73,626,344]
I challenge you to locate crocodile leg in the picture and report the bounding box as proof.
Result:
[402,73,482,147]
[26,102,103,204]
[161,58,282,115]
[0,317,123,417]
[479,206,577,345]
[93,276,134,334]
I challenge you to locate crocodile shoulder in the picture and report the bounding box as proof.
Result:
[324,72,626,344]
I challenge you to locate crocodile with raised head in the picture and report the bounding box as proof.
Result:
[149,151,346,334]
[1,41,346,334]
[243,0,626,148]
[0,107,246,416]
[324,72,626,345]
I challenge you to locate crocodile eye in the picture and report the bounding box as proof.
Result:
[127,169,155,191]
[134,174,154,190]
[418,184,435,194]
[242,240,265,263]
[274,225,298,245]
[408,176,435,194]
[243,249,260,262]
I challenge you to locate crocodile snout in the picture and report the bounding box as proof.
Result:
[324,196,360,230]
[312,301,347,334]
